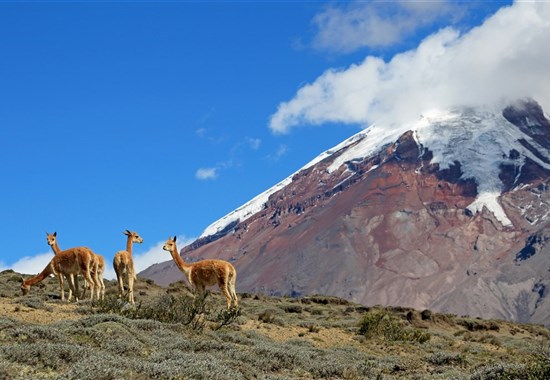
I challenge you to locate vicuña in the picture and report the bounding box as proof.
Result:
[21,247,97,302]
[113,230,143,305]
[162,236,238,309]
[46,231,105,301]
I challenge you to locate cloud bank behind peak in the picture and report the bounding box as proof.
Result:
[270,2,550,134]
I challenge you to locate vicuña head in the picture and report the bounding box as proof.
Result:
[162,236,238,309]
[124,229,143,244]
[46,231,57,248]
[20,278,32,296]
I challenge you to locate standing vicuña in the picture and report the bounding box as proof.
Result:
[46,232,105,300]
[21,247,96,302]
[113,230,143,305]
[162,236,238,309]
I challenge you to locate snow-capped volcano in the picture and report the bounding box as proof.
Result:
[202,100,550,236]
[142,99,550,326]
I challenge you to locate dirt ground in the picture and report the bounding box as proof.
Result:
[0,297,83,325]
[240,319,362,349]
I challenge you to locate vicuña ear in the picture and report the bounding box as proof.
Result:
[53,232,57,237]
[124,230,131,236]
[173,236,177,242]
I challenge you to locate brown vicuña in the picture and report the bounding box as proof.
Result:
[46,232,105,301]
[20,247,96,302]
[113,230,143,305]
[162,236,238,309]
[46,231,76,301]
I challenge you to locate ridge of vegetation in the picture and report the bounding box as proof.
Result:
[1,269,549,379]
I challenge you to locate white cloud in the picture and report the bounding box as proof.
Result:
[195,127,207,138]
[265,144,289,162]
[11,252,53,276]
[271,2,550,133]
[311,0,460,53]
[97,236,197,280]
[246,137,261,150]
[127,235,195,280]
[196,167,219,180]
[132,240,168,274]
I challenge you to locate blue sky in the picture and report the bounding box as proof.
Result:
[4,0,541,280]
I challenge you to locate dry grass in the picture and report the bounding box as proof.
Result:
[1,269,549,379]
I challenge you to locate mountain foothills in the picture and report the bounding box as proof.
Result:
[142,99,550,326]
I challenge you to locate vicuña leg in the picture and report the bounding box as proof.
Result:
[217,276,233,309]
[127,274,135,305]
[79,264,95,303]
[229,275,238,308]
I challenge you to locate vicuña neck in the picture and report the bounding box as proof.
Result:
[170,244,191,275]
[126,237,134,255]
[50,242,61,255]
[25,263,54,286]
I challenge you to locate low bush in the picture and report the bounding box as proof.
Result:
[358,309,430,343]
[470,363,526,380]
[282,304,303,314]
[258,309,285,326]
[0,343,88,370]
[93,293,239,331]
[426,352,463,366]
[13,296,53,312]
[458,318,500,332]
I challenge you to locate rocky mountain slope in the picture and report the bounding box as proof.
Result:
[142,99,550,326]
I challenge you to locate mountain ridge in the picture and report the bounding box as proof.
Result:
[141,99,550,326]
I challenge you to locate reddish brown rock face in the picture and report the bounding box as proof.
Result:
[142,102,550,326]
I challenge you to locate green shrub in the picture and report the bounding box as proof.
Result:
[426,351,463,366]
[95,294,210,330]
[7,325,68,344]
[213,306,242,331]
[420,309,433,321]
[59,352,136,380]
[13,296,53,312]
[358,309,430,343]
[0,343,87,370]
[470,363,527,380]
[301,295,350,305]
[282,304,303,314]
[303,323,321,333]
[258,309,276,323]
[309,307,324,315]
[458,318,500,332]
[258,309,285,326]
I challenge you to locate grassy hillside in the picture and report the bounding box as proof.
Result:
[1,269,549,379]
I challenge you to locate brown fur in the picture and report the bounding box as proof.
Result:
[21,247,96,302]
[46,232,104,301]
[92,254,106,300]
[46,232,75,301]
[80,253,105,301]
[163,236,238,309]
[113,230,143,305]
